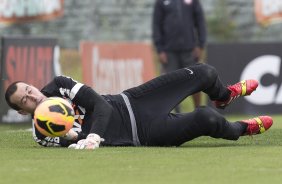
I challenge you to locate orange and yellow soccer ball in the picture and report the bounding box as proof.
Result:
[34,97,75,137]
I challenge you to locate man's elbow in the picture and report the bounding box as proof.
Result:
[106,103,114,116]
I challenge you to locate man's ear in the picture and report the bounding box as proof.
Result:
[18,110,29,115]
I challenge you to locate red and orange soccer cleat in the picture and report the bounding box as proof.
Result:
[241,116,273,135]
[214,79,258,109]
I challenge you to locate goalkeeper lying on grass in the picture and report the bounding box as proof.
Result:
[5,63,273,150]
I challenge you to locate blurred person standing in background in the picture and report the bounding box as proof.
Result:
[152,0,206,112]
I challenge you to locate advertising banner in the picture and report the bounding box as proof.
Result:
[0,36,60,123]
[255,0,282,26]
[0,0,64,24]
[208,43,282,114]
[80,42,156,94]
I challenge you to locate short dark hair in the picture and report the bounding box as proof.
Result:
[5,81,23,111]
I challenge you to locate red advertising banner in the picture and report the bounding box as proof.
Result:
[0,36,60,123]
[80,42,156,94]
[255,0,282,25]
[0,0,64,24]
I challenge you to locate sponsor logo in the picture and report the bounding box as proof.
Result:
[240,55,282,105]
[4,45,54,90]
[0,0,64,24]
[184,68,194,74]
[92,47,143,94]
[255,0,282,25]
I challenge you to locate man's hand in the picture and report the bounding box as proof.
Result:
[193,47,203,62]
[68,133,104,150]
[158,52,167,64]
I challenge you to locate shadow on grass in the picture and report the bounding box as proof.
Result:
[179,129,282,148]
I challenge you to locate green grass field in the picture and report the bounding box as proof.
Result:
[1,115,282,184]
[1,53,281,183]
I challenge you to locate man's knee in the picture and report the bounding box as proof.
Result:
[194,106,223,128]
[195,64,218,85]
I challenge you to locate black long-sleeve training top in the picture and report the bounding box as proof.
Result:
[152,0,206,53]
[32,76,133,147]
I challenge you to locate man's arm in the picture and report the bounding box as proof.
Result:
[44,75,113,137]
[32,121,82,147]
[152,0,165,53]
[73,86,113,136]
[66,88,113,150]
[41,76,112,149]
[193,0,206,49]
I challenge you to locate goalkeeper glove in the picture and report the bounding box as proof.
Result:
[68,133,104,150]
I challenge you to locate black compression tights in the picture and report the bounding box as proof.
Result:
[124,63,247,146]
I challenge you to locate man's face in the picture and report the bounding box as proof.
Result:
[9,82,47,114]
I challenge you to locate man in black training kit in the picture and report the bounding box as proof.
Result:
[5,63,273,150]
[152,0,207,111]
